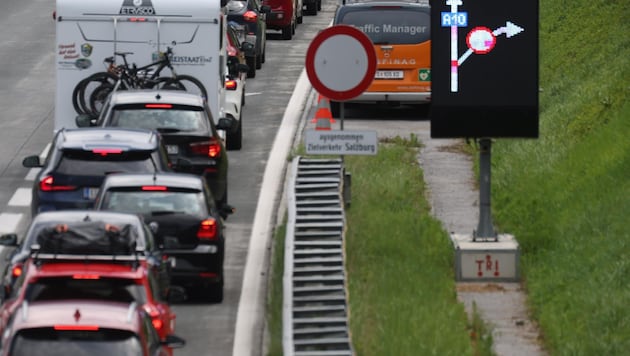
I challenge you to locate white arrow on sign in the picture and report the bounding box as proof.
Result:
[458,21,525,65]
[493,21,524,38]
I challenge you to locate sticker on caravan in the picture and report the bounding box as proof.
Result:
[81,43,93,57]
[75,58,92,69]
[171,56,213,65]
[120,0,156,15]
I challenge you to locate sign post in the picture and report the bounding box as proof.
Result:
[305,25,377,134]
[430,0,538,281]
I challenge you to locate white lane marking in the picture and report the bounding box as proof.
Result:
[244,92,262,96]
[8,188,32,207]
[0,213,23,233]
[25,168,41,181]
[232,69,311,356]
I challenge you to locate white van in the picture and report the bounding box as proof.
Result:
[55,0,229,131]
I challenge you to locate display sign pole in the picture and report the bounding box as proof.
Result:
[475,138,496,240]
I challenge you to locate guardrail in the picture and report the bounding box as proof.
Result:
[283,156,353,356]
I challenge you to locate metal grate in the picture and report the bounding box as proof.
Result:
[284,157,354,356]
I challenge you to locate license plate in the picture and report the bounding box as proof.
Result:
[375,70,404,79]
[83,187,99,200]
[166,145,179,154]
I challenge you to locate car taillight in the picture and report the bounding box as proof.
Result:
[39,176,77,192]
[54,325,99,331]
[145,104,173,109]
[144,305,164,333]
[227,45,237,57]
[72,274,100,280]
[190,140,222,158]
[142,186,168,191]
[92,148,123,156]
[225,79,237,90]
[243,10,258,22]
[11,264,23,278]
[197,219,217,240]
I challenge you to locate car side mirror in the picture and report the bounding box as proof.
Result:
[220,204,235,220]
[75,114,96,128]
[162,334,186,349]
[237,63,250,73]
[216,117,232,131]
[166,286,187,304]
[260,5,271,13]
[0,234,18,247]
[22,155,42,168]
[241,41,254,53]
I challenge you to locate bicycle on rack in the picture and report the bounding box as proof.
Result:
[72,47,208,117]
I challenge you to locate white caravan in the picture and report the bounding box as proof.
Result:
[55,0,229,131]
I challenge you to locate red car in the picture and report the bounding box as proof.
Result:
[0,300,184,356]
[0,255,183,347]
[263,0,302,40]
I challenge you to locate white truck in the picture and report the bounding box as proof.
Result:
[55,0,229,131]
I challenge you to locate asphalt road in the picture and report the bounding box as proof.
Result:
[0,1,336,355]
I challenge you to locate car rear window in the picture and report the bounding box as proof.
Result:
[101,188,207,217]
[25,277,147,304]
[56,150,156,176]
[336,7,430,45]
[9,328,143,356]
[227,0,246,13]
[110,104,208,132]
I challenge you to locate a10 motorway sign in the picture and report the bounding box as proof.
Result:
[430,0,539,138]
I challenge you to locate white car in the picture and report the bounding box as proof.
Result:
[223,57,248,150]
[222,26,253,150]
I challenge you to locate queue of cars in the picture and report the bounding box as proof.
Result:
[0,3,328,351]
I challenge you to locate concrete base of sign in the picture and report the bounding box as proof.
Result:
[451,233,520,282]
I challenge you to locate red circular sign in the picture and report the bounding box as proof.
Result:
[305,25,377,102]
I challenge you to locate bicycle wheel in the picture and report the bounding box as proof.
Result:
[74,72,119,116]
[72,76,93,115]
[156,75,208,99]
[88,83,115,117]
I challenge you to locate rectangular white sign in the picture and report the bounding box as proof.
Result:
[305,130,378,155]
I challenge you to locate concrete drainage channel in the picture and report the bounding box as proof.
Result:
[283,157,354,356]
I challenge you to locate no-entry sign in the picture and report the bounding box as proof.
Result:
[305,25,377,101]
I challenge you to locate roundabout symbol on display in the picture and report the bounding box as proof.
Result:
[466,26,495,54]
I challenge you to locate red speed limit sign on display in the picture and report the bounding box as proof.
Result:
[305,25,377,101]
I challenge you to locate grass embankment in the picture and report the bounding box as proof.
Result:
[490,0,629,354]
[343,137,485,356]
[266,138,491,356]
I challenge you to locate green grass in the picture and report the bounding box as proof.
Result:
[343,140,479,356]
[489,0,630,354]
[266,223,286,356]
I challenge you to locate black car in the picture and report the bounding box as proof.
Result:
[93,172,233,302]
[0,210,170,296]
[80,90,231,209]
[24,128,172,217]
[226,0,271,78]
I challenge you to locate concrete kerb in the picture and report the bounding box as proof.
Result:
[232,69,313,356]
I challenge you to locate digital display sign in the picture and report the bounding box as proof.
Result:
[430,0,539,138]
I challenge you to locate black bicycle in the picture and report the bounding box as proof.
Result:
[73,47,208,117]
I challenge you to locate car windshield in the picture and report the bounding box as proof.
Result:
[338,8,430,45]
[56,150,156,176]
[9,328,143,356]
[110,105,206,132]
[25,277,147,304]
[101,189,207,217]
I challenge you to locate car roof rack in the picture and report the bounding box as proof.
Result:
[30,244,146,270]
